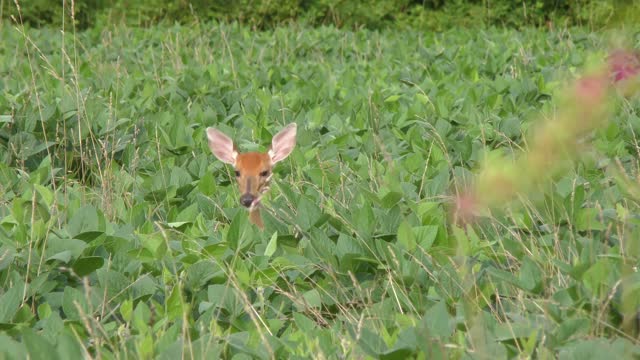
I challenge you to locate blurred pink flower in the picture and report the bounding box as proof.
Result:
[609,49,640,83]
[456,48,640,219]
[574,73,608,105]
[453,192,479,225]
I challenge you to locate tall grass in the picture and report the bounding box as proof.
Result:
[1,4,640,358]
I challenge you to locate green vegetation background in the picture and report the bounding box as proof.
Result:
[4,0,639,30]
[2,0,640,359]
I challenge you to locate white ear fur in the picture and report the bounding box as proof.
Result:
[206,127,237,165]
[268,123,297,164]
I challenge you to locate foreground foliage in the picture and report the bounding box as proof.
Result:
[1,21,640,358]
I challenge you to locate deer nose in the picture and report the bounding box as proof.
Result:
[240,194,255,208]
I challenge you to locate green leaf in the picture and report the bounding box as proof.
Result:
[139,233,167,259]
[132,275,158,301]
[227,211,251,250]
[198,171,216,195]
[0,246,16,272]
[356,328,387,356]
[47,250,73,263]
[416,93,431,105]
[208,284,238,313]
[301,289,321,309]
[166,286,186,321]
[45,236,87,263]
[0,333,27,358]
[38,312,64,343]
[423,301,452,337]
[185,260,217,290]
[576,208,605,231]
[33,184,54,207]
[384,94,401,103]
[383,327,418,359]
[74,231,105,242]
[190,334,223,359]
[62,286,90,321]
[166,221,190,229]
[558,338,640,360]
[353,203,376,239]
[451,226,470,256]
[72,256,104,277]
[97,269,131,302]
[14,304,35,324]
[335,234,366,264]
[38,303,52,320]
[67,205,103,238]
[293,312,316,333]
[169,166,193,187]
[519,257,542,292]
[380,191,402,208]
[435,97,449,118]
[556,318,590,343]
[582,259,613,297]
[56,330,84,359]
[133,302,152,334]
[22,328,59,360]
[397,220,416,251]
[296,196,322,231]
[380,348,414,360]
[413,225,438,250]
[0,279,23,322]
[120,299,133,322]
[264,231,278,258]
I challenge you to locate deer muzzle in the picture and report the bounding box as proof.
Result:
[240,193,256,208]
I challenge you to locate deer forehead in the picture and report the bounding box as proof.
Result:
[235,152,271,175]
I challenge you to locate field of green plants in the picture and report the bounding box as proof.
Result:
[1,20,640,358]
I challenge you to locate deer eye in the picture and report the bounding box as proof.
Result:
[260,170,270,177]
[234,170,240,177]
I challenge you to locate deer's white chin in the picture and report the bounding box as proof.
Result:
[249,198,261,212]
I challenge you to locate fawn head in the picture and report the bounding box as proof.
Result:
[206,123,297,228]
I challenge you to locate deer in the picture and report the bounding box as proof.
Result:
[206,123,297,229]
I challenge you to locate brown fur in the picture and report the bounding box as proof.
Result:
[235,153,271,176]
[249,209,264,229]
[236,152,271,229]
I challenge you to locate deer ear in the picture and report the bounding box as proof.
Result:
[269,123,297,164]
[206,127,237,165]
